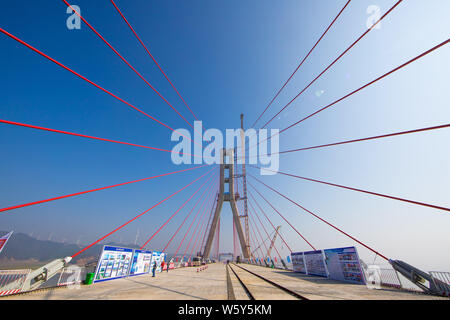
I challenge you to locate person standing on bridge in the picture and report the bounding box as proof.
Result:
[152,261,157,277]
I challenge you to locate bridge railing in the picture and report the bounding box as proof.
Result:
[0,269,30,296]
[429,271,450,296]
[57,266,86,287]
[376,268,403,289]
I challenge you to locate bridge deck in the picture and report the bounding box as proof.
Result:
[2,263,446,300]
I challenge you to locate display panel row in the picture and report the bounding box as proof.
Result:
[291,246,366,284]
[94,245,166,283]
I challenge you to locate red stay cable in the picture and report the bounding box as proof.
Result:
[191,209,211,260]
[232,218,237,258]
[279,124,450,153]
[109,0,199,121]
[163,174,217,252]
[252,0,351,127]
[249,173,389,261]
[0,119,201,158]
[261,0,403,129]
[249,203,284,262]
[173,185,215,259]
[182,193,211,260]
[139,170,215,249]
[71,167,212,258]
[248,215,270,259]
[63,1,196,131]
[249,228,264,260]
[189,197,213,260]
[253,39,450,151]
[247,193,293,252]
[248,208,282,262]
[0,27,195,145]
[251,165,450,213]
[243,124,450,160]
[200,192,218,250]
[248,181,316,250]
[0,165,207,214]
[250,228,266,258]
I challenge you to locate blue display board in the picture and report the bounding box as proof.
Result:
[323,246,366,284]
[129,249,153,276]
[94,246,133,282]
[303,250,328,277]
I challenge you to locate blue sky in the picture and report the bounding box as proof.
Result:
[0,0,449,270]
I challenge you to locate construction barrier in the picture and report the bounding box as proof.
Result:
[196,266,208,272]
[0,269,30,296]
[57,266,86,287]
[162,262,176,271]
[378,268,402,289]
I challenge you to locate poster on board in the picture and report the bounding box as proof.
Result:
[94,246,133,282]
[150,251,165,273]
[323,246,366,284]
[129,249,153,276]
[303,250,328,277]
[291,252,307,273]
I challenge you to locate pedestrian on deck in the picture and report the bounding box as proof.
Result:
[166,260,170,272]
[152,261,157,277]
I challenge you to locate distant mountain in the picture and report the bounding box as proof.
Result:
[0,231,140,267]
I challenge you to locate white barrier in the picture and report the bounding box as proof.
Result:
[57,266,85,287]
[430,271,450,296]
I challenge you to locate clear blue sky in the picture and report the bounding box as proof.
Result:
[0,0,449,270]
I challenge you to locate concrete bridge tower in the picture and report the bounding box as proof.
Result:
[202,148,250,259]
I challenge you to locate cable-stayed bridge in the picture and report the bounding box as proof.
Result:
[0,0,449,300]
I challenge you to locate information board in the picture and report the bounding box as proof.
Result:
[323,246,366,284]
[303,250,328,277]
[150,251,165,273]
[129,249,153,276]
[94,246,133,282]
[291,252,307,273]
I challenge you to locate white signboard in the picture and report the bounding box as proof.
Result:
[323,246,366,284]
[303,250,328,277]
[129,249,153,276]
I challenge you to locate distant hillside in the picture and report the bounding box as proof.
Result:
[0,231,140,267]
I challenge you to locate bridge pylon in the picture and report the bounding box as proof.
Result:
[202,148,250,260]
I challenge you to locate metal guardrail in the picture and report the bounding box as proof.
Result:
[429,271,450,296]
[378,268,402,289]
[0,269,30,296]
